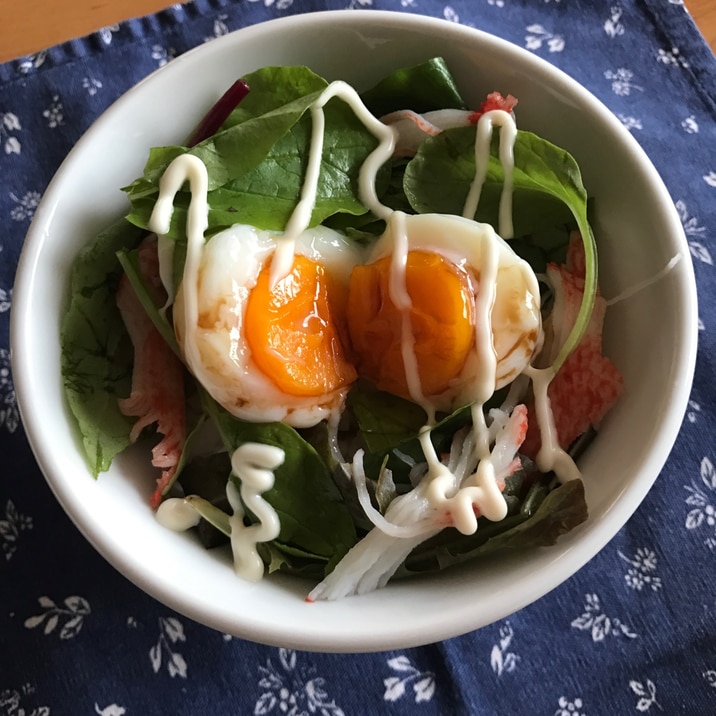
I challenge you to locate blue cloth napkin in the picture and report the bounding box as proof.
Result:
[2,1,715,714]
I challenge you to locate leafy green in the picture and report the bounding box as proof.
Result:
[185,494,231,536]
[405,127,579,239]
[403,477,588,574]
[203,395,357,570]
[347,385,507,484]
[124,65,385,241]
[360,57,467,117]
[61,219,145,476]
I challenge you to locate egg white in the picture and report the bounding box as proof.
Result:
[365,212,542,412]
[174,223,364,428]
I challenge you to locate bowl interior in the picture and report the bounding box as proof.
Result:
[11,11,696,652]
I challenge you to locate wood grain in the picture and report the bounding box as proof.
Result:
[0,0,714,64]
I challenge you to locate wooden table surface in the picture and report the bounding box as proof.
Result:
[1,0,715,64]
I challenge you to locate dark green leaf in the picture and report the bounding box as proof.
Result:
[361,57,467,117]
[405,127,578,237]
[403,477,588,574]
[203,395,357,567]
[60,219,144,475]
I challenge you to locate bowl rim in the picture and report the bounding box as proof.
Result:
[10,9,698,652]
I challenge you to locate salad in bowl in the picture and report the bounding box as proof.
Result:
[12,11,694,651]
[61,57,620,600]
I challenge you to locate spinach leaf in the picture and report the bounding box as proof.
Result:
[404,127,578,238]
[124,66,384,241]
[61,219,145,475]
[203,396,357,569]
[222,65,329,128]
[361,57,466,117]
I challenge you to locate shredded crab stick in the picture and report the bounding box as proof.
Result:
[523,234,623,458]
[307,404,528,601]
[379,92,518,159]
[115,238,187,509]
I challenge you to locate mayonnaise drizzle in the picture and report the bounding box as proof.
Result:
[463,110,517,239]
[156,497,202,531]
[227,443,283,581]
[149,154,209,384]
[269,80,396,286]
[149,156,285,579]
[349,101,527,531]
[525,365,580,481]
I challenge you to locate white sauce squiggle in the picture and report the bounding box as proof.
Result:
[149,154,209,387]
[227,443,283,582]
[463,110,517,239]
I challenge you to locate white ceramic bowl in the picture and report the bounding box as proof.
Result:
[11,11,697,652]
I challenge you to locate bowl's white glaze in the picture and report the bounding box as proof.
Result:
[11,11,697,652]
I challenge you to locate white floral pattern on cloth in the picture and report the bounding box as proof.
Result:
[682,114,699,133]
[98,25,120,45]
[554,696,588,716]
[151,45,177,67]
[9,191,41,223]
[42,95,64,128]
[490,622,520,676]
[255,649,345,715]
[24,596,90,639]
[618,548,663,592]
[94,705,126,716]
[248,0,295,8]
[0,500,32,560]
[525,24,565,52]
[604,6,625,38]
[657,46,689,68]
[82,77,103,97]
[628,679,662,712]
[0,684,49,716]
[571,594,638,641]
[204,14,231,42]
[618,114,643,131]
[687,399,701,423]
[684,457,716,550]
[605,67,643,95]
[1,111,21,154]
[383,655,435,703]
[150,617,188,678]
[0,349,18,433]
[676,199,713,265]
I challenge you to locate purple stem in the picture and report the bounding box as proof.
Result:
[186,79,251,147]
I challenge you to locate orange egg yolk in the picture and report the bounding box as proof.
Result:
[347,250,475,400]
[244,255,357,398]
